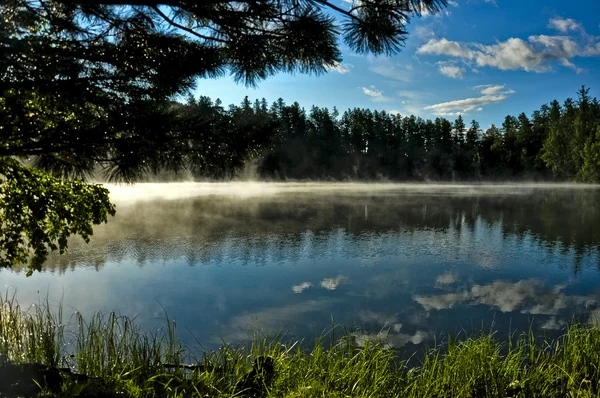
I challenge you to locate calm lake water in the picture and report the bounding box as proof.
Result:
[2,183,600,354]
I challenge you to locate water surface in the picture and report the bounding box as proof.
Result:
[2,183,600,353]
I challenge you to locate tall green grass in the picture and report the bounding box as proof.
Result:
[2,295,600,397]
[0,293,64,367]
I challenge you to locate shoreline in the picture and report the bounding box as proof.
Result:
[1,297,599,397]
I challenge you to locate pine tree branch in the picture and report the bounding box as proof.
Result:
[313,0,361,22]
[151,6,230,44]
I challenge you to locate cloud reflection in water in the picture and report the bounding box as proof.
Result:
[2,184,600,352]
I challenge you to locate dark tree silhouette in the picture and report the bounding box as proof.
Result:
[251,87,597,182]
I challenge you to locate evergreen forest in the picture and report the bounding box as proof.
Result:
[181,86,600,182]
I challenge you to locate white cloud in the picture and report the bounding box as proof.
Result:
[548,17,582,33]
[529,35,580,58]
[423,84,515,116]
[414,291,469,310]
[472,280,566,314]
[448,0,459,6]
[474,84,514,95]
[541,317,566,331]
[360,85,392,102]
[356,310,398,326]
[353,330,429,349]
[222,299,336,341]
[414,279,576,315]
[413,279,600,320]
[415,26,436,40]
[417,27,599,73]
[436,272,458,287]
[439,65,466,78]
[362,85,382,97]
[424,94,507,116]
[419,38,474,58]
[325,62,353,74]
[561,59,585,73]
[320,275,348,290]
[292,282,312,294]
[584,42,600,56]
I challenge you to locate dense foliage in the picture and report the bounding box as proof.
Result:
[1,0,447,271]
[196,86,600,181]
[0,158,115,276]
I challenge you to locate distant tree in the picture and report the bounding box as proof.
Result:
[451,115,467,175]
[580,126,600,182]
[466,120,481,150]
[540,88,600,181]
[541,100,571,178]
[408,116,429,177]
[428,118,454,178]
[530,107,551,171]
[453,115,466,145]
[258,101,310,179]
[307,106,344,176]
[573,86,600,181]
[502,115,522,174]
[516,113,533,170]
[480,124,503,176]
[463,120,481,177]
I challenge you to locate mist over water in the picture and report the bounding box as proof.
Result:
[105,181,596,201]
[2,183,600,354]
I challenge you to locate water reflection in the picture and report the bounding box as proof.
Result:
[1,184,600,352]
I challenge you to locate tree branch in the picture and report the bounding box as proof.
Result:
[57,0,165,5]
[312,0,361,22]
[151,5,230,44]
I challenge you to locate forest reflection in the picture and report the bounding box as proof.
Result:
[27,186,600,275]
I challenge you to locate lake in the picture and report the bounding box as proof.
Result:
[2,183,600,355]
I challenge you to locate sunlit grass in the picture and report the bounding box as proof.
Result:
[2,296,600,397]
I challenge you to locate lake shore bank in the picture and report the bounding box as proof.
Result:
[1,297,600,397]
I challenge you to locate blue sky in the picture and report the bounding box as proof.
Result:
[194,0,600,129]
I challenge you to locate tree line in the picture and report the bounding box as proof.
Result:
[184,86,600,182]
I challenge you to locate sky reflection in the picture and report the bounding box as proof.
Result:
[1,184,600,352]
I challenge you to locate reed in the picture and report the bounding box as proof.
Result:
[1,296,600,397]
